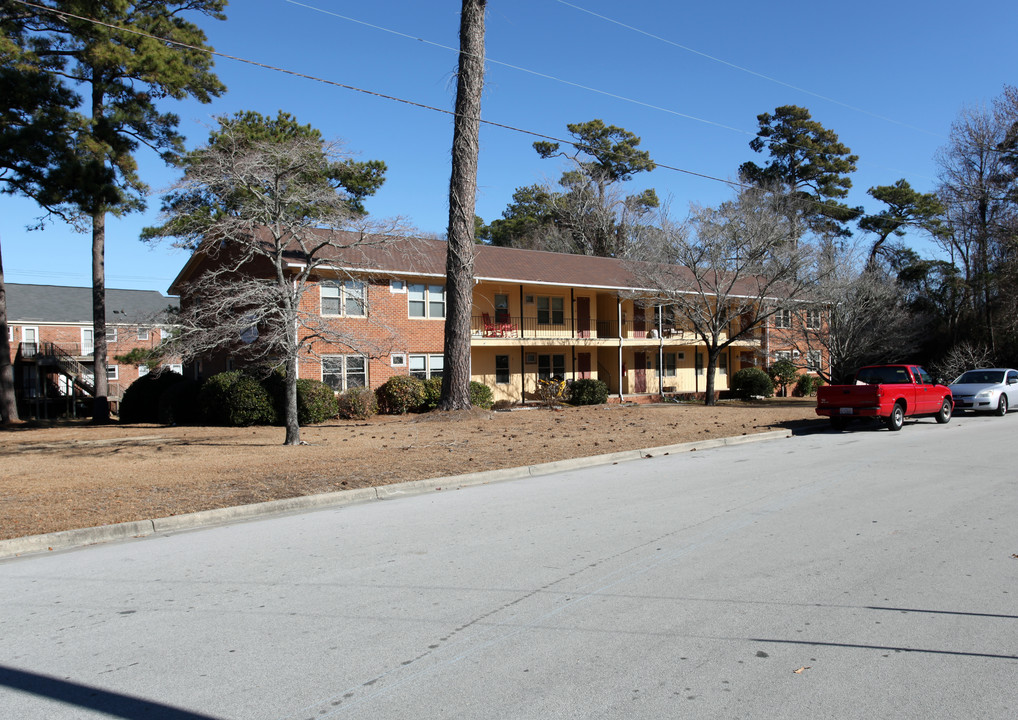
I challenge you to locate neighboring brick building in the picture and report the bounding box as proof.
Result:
[5,283,179,417]
[170,235,794,405]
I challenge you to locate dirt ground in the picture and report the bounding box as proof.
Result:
[0,399,822,541]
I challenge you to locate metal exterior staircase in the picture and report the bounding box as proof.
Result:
[36,342,95,396]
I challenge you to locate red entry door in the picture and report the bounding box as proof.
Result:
[634,352,647,393]
[577,297,591,337]
[577,353,591,379]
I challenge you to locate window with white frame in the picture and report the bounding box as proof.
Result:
[137,327,149,340]
[663,352,677,378]
[774,309,792,329]
[390,353,407,368]
[6,326,12,342]
[805,309,821,330]
[806,350,822,371]
[323,355,367,391]
[107,327,118,343]
[408,284,445,318]
[390,280,406,293]
[138,364,150,377]
[321,280,367,317]
[107,365,119,381]
[695,352,704,376]
[162,363,183,375]
[536,296,564,325]
[409,354,444,380]
[774,349,800,363]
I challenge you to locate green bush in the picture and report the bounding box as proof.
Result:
[337,386,377,420]
[296,378,339,424]
[158,378,200,425]
[568,378,609,406]
[119,370,186,424]
[731,367,774,400]
[198,370,278,426]
[469,380,494,409]
[794,373,822,397]
[376,375,426,414]
[767,359,799,396]
[420,377,443,411]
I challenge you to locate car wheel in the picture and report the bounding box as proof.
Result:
[936,398,952,424]
[996,394,1008,416]
[885,403,905,431]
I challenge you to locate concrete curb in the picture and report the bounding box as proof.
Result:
[0,429,793,560]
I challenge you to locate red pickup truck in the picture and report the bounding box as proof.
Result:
[816,364,954,431]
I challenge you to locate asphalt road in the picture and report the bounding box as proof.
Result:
[2,412,1017,719]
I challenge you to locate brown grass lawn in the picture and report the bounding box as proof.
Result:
[0,398,822,540]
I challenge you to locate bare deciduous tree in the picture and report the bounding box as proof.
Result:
[787,241,919,384]
[145,113,410,445]
[637,188,815,405]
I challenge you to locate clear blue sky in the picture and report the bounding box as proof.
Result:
[4,0,1016,293]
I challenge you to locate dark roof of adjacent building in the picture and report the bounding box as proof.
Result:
[5,284,179,325]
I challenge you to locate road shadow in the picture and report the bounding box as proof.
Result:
[0,665,222,720]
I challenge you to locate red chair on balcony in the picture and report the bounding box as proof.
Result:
[482,313,503,337]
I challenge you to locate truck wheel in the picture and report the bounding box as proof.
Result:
[885,403,905,431]
[996,395,1008,416]
[936,398,952,424]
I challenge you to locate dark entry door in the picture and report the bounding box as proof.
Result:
[577,297,591,337]
[577,352,591,379]
[634,351,647,393]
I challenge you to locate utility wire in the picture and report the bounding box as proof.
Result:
[7,0,944,231]
[12,0,741,189]
[555,0,944,139]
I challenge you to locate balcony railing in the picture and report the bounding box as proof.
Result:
[472,316,731,341]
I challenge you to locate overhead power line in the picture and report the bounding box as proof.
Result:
[554,0,943,139]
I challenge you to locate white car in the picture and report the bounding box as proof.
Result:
[949,368,1018,415]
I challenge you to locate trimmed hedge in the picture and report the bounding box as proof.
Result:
[119,371,186,424]
[730,367,774,399]
[469,381,494,409]
[337,386,377,420]
[158,378,201,425]
[198,370,278,426]
[296,378,339,424]
[568,378,609,406]
[376,375,426,414]
[420,377,443,411]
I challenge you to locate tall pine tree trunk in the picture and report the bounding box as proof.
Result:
[0,234,20,423]
[439,0,486,411]
[91,210,110,423]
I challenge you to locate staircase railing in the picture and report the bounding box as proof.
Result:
[37,342,95,396]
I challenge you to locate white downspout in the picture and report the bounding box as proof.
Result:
[617,297,624,402]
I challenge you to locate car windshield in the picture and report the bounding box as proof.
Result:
[954,370,1004,384]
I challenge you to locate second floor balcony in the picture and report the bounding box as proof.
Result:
[471,315,760,344]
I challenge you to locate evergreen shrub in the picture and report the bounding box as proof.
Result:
[337,386,377,420]
[568,378,609,405]
[119,370,186,424]
[469,381,494,409]
[198,370,277,426]
[376,375,426,414]
[296,378,339,424]
[730,367,774,399]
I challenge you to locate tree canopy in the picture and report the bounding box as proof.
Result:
[484,119,659,257]
[739,105,861,237]
[145,111,404,445]
[5,0,226,420]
